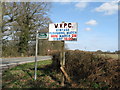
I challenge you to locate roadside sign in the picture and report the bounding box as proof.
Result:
[49,22,78,41]
[38,32,48,39]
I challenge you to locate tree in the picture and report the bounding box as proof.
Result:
[96,50,103,54]
[0,1,2,57]
[115,50,120,54]
[2,2,52,56]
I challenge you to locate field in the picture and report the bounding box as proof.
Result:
[99,54,119,60]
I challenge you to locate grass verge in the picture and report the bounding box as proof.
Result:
[2,60,62,88]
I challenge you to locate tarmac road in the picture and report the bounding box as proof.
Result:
[1,56,52,70]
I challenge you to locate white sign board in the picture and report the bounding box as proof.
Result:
[49,22,77,41]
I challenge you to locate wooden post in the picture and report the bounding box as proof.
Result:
[61,41,65,66]
[60,40,65,86]
[60,66,72,83]
[60,66,78,87]
[60,21,66,86]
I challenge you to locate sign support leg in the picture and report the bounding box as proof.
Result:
[61,41,65,86]
[34,30,38,80]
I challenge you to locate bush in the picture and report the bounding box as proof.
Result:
[51,50,120,88]
[51,50,61,72]
[65,50,106,81]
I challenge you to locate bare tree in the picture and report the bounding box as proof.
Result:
[2,2,52,56]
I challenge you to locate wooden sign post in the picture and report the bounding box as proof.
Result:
[60,40,65,86]
[49,22,78,86]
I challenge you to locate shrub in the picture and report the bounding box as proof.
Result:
[51,50,120,88]
[65,50,106,81]
[51,50,61,72]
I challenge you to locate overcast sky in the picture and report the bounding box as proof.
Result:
[49,1,118,51]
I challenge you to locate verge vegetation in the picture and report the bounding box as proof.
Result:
[52,50,119,88]
[2,60,62,88]
[2,50,120,88]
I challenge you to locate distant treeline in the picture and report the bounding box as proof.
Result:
[2,39,64,57]
[95,50,120,54]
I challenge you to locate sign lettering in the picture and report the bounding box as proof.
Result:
[49,22,77,41]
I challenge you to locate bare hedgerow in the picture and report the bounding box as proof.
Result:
[51,50,119,88]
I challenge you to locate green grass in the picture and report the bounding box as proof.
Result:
[2,60,62,88]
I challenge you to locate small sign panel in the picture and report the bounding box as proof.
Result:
[49,22,77,41]
[38,32,48,39]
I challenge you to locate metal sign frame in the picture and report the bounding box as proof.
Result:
[34,32,48,80]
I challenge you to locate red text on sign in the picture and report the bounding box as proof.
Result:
[51,35,58,37]
[64,38,73,41]
[72,34,77,37]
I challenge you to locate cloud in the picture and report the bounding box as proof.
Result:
[75,2,88,9]
[85,19,98,26]
[94,2,118,15]
[84,27,91,31]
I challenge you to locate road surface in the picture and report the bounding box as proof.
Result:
[1,56,52,70]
